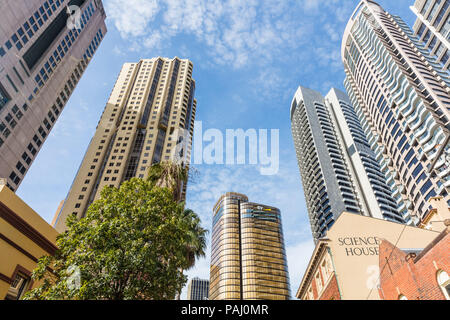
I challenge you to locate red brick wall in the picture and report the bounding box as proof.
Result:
[310,274,319,299]
[412,231,449,300]
[319,274,341,300]
[378,240,422,299]
[378,231,450,300]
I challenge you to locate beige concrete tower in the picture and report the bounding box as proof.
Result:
[0,0,107,191]
[54,57,197,232]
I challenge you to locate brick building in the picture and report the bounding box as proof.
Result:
[378,224,450,300]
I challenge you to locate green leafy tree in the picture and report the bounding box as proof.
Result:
[24,178,197,300]
[181,209,207,271]
[176,208,208,299]
[147,161,198,203]
[147,161,207,299]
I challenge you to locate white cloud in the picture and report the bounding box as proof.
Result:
[104,0,312,68]
[106,0,159,37]
[112,45,125,56]
[143,30,163,49]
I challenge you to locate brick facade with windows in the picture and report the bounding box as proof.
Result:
[378,226,450,300]
[319,274,341,300]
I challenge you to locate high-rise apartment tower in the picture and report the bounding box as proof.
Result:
[0,0,107,191]
[210,192,290,300]
[342,1,450,224]
[290,86,403,242]
[54,57,197,232]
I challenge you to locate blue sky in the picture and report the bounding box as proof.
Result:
[16,0,416,299]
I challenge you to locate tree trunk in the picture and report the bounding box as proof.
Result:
[176,268,184,300]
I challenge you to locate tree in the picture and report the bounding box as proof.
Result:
[147,161,194,203]
[24,178,196,300]
[147,161,207,299]
[181,209,207,271]
[176,208,208,299]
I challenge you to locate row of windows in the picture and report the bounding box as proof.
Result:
[0,0,65,57]
[0,83,10,111]
[8,61,84,192]
[7,117,49,189]
[35,3,98,93]
[0,103,28,145]
[422,0,450,32]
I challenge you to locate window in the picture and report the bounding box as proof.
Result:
[315,272,323,293]
[423,30,431,43]
[9,171,20,185]
[412,164,423,178]
[321,256,333,284]
[0,82,10,111]
[434,1,449,27]
[429,36,437,51]
[428,0,442,22]
[12,105,23,120]
[441,50,449,65]
[5,273,30,300]
[420,179,433,195]
[417,23,426,38]
[27,143,37,156]
[307,287,314,300]
[33,135,42,147]
[437,271,450,300]
[421,0,431,15]
[16,161,26,175]
[441,14,450,36]
[6,74,18,93]
[405,149,415,164]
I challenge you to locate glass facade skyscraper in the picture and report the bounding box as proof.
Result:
[209,192,290,300]
[0,0,107,191]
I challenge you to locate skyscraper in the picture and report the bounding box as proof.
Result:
[210,192,290,300]
[0,0,107,191]
[53,57,197,232]
[342,0,450,225]
[290,86,402,242]
[187,278,209,300]
[326,88,403,223]
[411,0,450,69]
